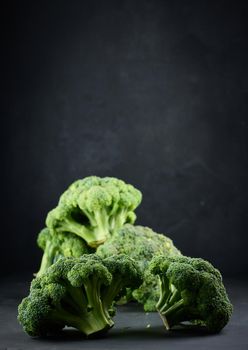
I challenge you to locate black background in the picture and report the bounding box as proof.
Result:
[2,0,248,278]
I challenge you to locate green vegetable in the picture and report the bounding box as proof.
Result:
[19,175,233,338]
[97,224,181,311]
[36,228,94,277]
[149,255,233,332]
[46,176,142,248]
[18,254,142,337]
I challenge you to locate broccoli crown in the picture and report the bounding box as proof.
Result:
[97,224,181,311]
[36,228,93,277]
[18,254,142,337]
[46,176,142,248]
[97,224,180,270]
[149,255,233,333]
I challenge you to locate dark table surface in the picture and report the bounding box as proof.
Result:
[0,276,247,350]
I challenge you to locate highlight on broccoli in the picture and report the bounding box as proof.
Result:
[46,177,142,248]
[97,224,181,311]
[18,254,142,337]
[149,255,233,333]
[36,228,94,277]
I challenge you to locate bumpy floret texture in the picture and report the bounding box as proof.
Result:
[46,176,142,248]
[97,224,181,311]
[149,255,233,333]
[18,254,142,337]
[36,228,94,277]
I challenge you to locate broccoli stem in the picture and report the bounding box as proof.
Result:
[109,208,128,234]
[56,217,91,239]
[84,277,114,326]
[89,209,110,247]
[55,215,106,248]
[51,304,112,336]
[156,277,170,311]
[156,279,189,330]
[108,202,119,217]
[161,306,197,330]
[102,278,124,311]
[50,278,114,336]
[158,293,199,330]
[63,208,110,248]
[64,283,88,313]
[161,298,185,316]
[36,242,57,277]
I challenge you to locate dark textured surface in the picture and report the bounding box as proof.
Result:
[0,277,247,349]
[2,0,248,277]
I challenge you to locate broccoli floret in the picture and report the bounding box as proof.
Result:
[149,255,233,333]
[36,228,93,277]
[46,177,142,248]
[18,254,142,337]
[97,224,181,311]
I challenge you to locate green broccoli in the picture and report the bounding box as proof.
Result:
[46,177,142,248]
[149,255,233,332]
[97,224,181,311]
[36,228,94,277]
[18,254,142,337]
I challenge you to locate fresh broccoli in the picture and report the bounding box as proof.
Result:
[18,254,142,337]
[149,255,233,332]
[97,224,181,311]
[46,177,142,248]
[36,228,94,277]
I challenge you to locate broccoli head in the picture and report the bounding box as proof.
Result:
[46,176,142,248]
[18,254,142,337]
[97,224,181,311]
[36,228,93,277]
[149,255,233,333]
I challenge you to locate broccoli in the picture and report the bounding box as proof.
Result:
[36,228,94,277]
[97,224,181,311]
[149,255,233,332]
[46,176,142,248]
[18,254,142,337]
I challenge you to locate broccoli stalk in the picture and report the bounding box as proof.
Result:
[46,295,112,336]
[46,207,103,248]
[156,280,191,330]
[50,277,113,335]
[101,254,142,314]
[59,278,114,335]
[37,242,57,278]
[18,254,142,337]
[108,209,136,232]
[149,255,233,333]
[76,206,111,248]
[36,228,58,277]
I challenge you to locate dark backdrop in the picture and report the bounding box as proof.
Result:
[2,0,248,278]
